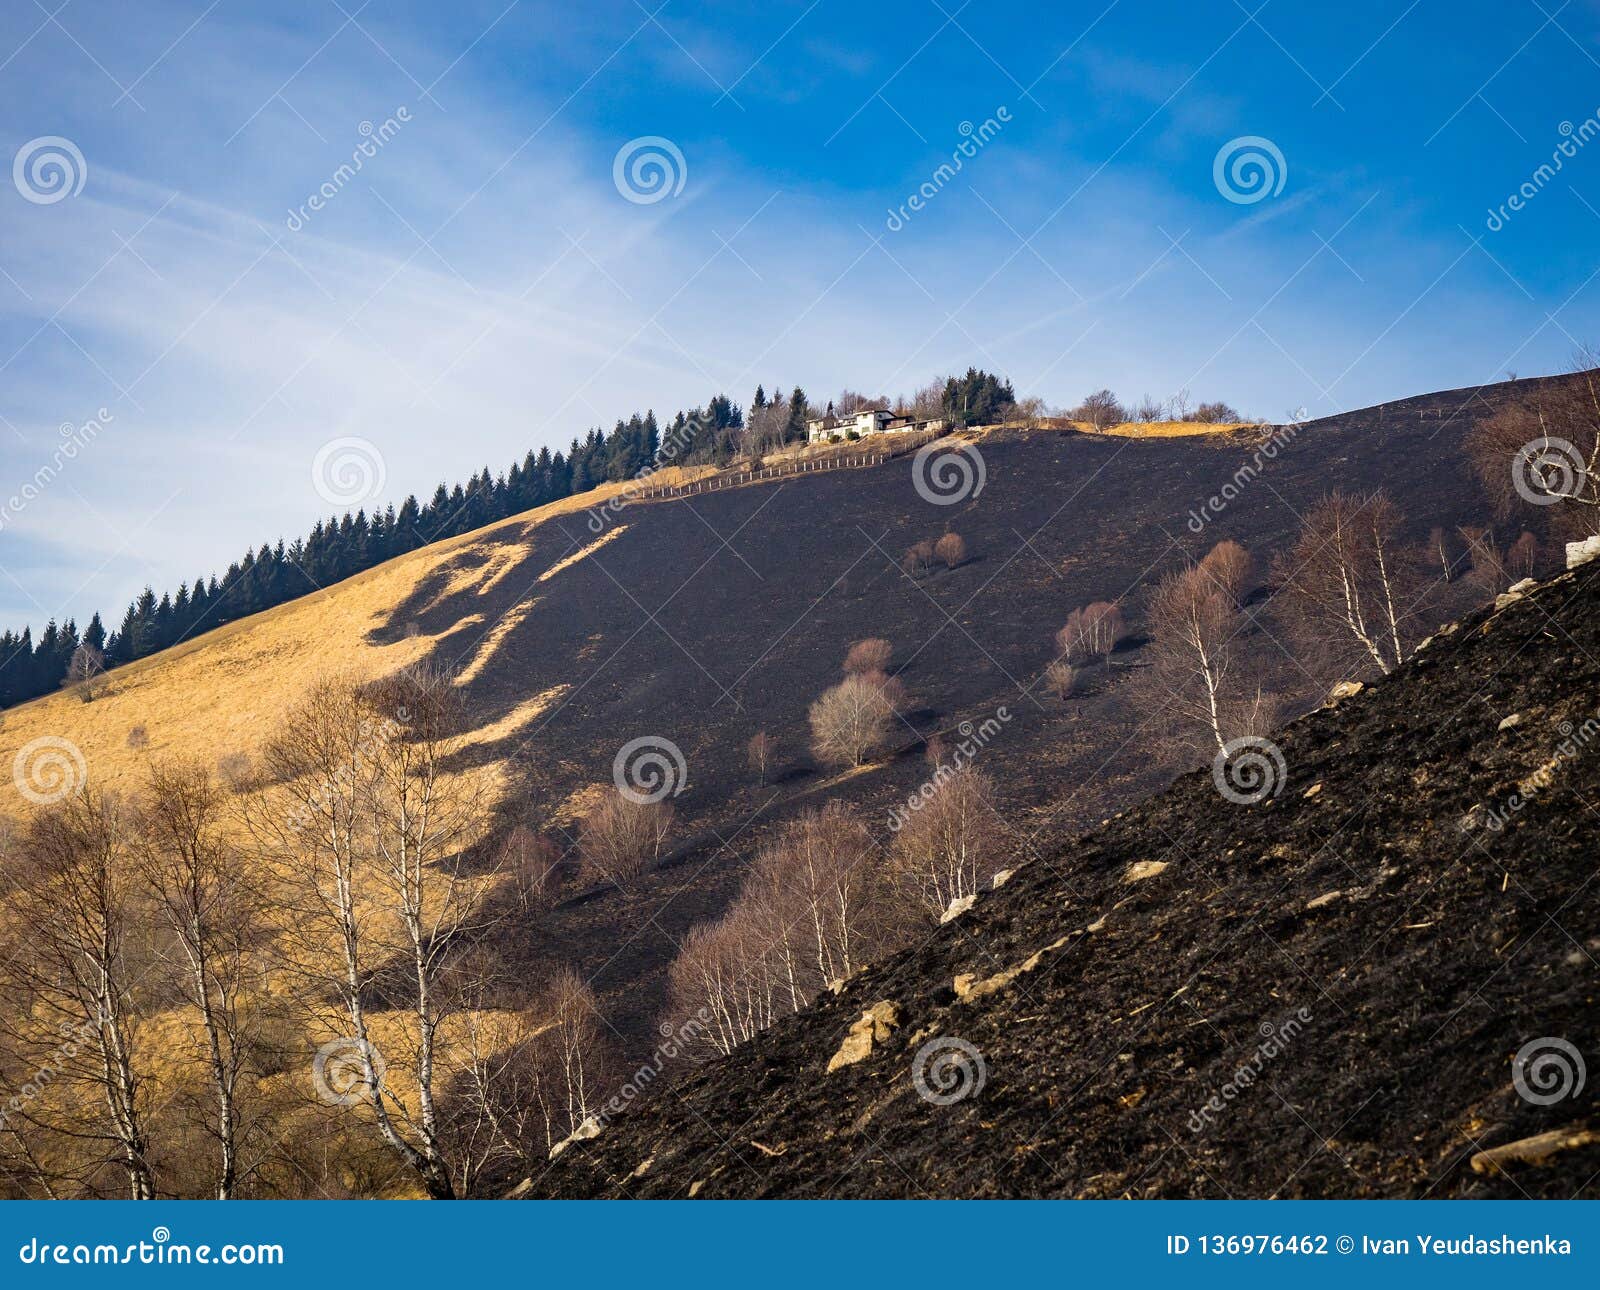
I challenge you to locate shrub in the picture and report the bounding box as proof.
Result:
[499,825,565,912]
[933,532,967,569]
[843,638,892,674]
[126,725,149,750]
[1044,660,1077,699]
[902,540,935,575]
[578,791,674,887]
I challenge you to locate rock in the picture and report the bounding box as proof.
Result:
[1124,859,1169,884]
[688,1179,705,1197]
[1470,1127,1600,1174]
[1567,535,1600,569]
[503,1177,534,1199]
[1497,712,1523,731]
[940,893,977,924]
[630,1156,654,1179]
[954,933,1074,1001]
[1327,680,1364,704]
[1306,890,1343,910]
[1086,915,1108,933]
[1508,577,1538,594]
[826,1000,901,1073]
[547,1114,603,1159]
[1303,782,1322,799]
[991,868,1015,890]
[1494,591,1523,610]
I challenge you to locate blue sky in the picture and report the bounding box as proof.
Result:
[2,0,1598,631]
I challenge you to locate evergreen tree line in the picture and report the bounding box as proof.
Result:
[0,389,783,711]
[0,367,1018,711]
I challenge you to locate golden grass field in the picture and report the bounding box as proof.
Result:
[0,467,716,815]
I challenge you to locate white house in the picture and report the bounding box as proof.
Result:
[804,409,950,444]
[805,407,895,443]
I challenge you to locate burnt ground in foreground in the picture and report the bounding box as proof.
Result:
[530,558,1600,1198]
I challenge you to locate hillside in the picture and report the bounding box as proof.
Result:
[0,374,1572,1071]
[532,555,1600,1199]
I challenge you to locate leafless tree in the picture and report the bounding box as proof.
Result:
[64,643,106,703]
[578,791,673,887]
[746,731,777,785]
[132,759,264,1199]
[809,672,901,767]
[891,768,1005,919]
[4,792,155,1199]
[252,667,493,1200]
[905,378,947,420]
[447,963,618,1180]
[1427,526,1458,583]
[666,803,890,1057]
[1274,491,1418,678]
[1467,376,1600,537]
[1507,530,1540,580]
[833,390,888,416]
[1190,400,1242,423]
[1198,539,1253,605]
[498,826,564,913]
[1044,660,1078,700]
[843,637,892,675]
[1056,601,1126,665]
[1072,389,1128,429]
[1132,393,1167,422]
[1140,553,1267,755]
[902,540,935,576]
[744,398,791,455]
[934,532,967,569]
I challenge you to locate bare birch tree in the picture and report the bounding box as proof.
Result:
[890,768,1004,918]
[1139,553,1271,757]
[253,667,493,1200]
[133,759,263,1198]
[1274,491,1417,679]
[6,792,155,1198]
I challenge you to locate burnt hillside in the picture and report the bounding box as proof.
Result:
[420,375,1562,1056]
[531,553,1600,1199]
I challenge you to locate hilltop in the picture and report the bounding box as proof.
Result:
[532,555,1600,1198]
